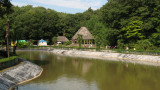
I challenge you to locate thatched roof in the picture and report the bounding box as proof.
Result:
[72,27,94,40]
[57,36,69,42]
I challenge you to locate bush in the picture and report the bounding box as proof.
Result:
[135,39,153,51]
[65,41,72,46]
[117,40,125,49]
[0,56,18,63]
[17,42,30,48]
[58,44,62,47]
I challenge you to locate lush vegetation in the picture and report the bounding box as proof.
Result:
[0,56,17,63]
[17,42,30,48]
[0,0,160,51]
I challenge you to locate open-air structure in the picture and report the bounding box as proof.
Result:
[72,27,94,45]
[57,36,69,44]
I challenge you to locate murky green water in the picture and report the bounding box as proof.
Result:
[16,50,160,90]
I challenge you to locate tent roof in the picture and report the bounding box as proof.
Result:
[72,27,94,40]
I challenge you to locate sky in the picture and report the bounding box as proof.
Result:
[11,0,108,14]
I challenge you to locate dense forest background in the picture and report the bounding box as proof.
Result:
[0,0,160,50]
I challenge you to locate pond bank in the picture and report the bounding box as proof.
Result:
[0,58,43,90]
[51,49,160,65]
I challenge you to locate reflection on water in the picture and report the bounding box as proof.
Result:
[17,50,160,90]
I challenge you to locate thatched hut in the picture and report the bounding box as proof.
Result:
[57,36,69,44]
[72,27,94,44]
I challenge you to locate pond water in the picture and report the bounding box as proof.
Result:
[17,50,160,90]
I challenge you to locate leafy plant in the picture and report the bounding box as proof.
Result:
[135,39,153,51]
[52,37,57,45]
[0,56,18,63]
[17,42,30,48]
[77,34,83,48]
[65,41,72,46]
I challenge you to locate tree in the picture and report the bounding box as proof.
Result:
[0,0,12,58]
[86,15,99,32]
[93,22,106,49]
[136,39,153,51]
[52,37,57,45]
[105,28,120,46]
[77,34,83,48]
[149,26,160,47]
[0,0,12,17]
[0,18,5,46]
[121,19,144,44]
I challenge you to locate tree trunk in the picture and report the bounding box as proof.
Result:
[13,45,17,54]
[5,20,10,58]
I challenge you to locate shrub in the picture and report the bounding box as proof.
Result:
[65,41,72,46]
[117,40,125,49]
[17,42,30,48]
[0,56,18,63]
[135,39,153,51]
[58,43,62,47]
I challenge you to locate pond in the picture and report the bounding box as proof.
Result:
[16,50,160,90]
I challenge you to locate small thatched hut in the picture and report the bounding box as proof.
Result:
[72,27,94,44]
[57,36,69,44]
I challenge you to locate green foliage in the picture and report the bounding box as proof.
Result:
[0,56,18,63]
[0,0,12,17]
[29,39,34,45]
[149,26,160,47]
[58,43,62,48]
[77,34,83,48]
[17,42,30,48]
[65,41,72,46]
[93,23,106,49]
[100,0,160,49]
[121,19,144,43]
[52,37,57,45]
[105,28,120,46]
[117,40,125,49]
[86,16,99,31]
[0,0,160,51]
[135,39,153,51]
[9,6,59,41]
[0,18,5,41]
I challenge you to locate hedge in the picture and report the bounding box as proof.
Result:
[0,56,18,63]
